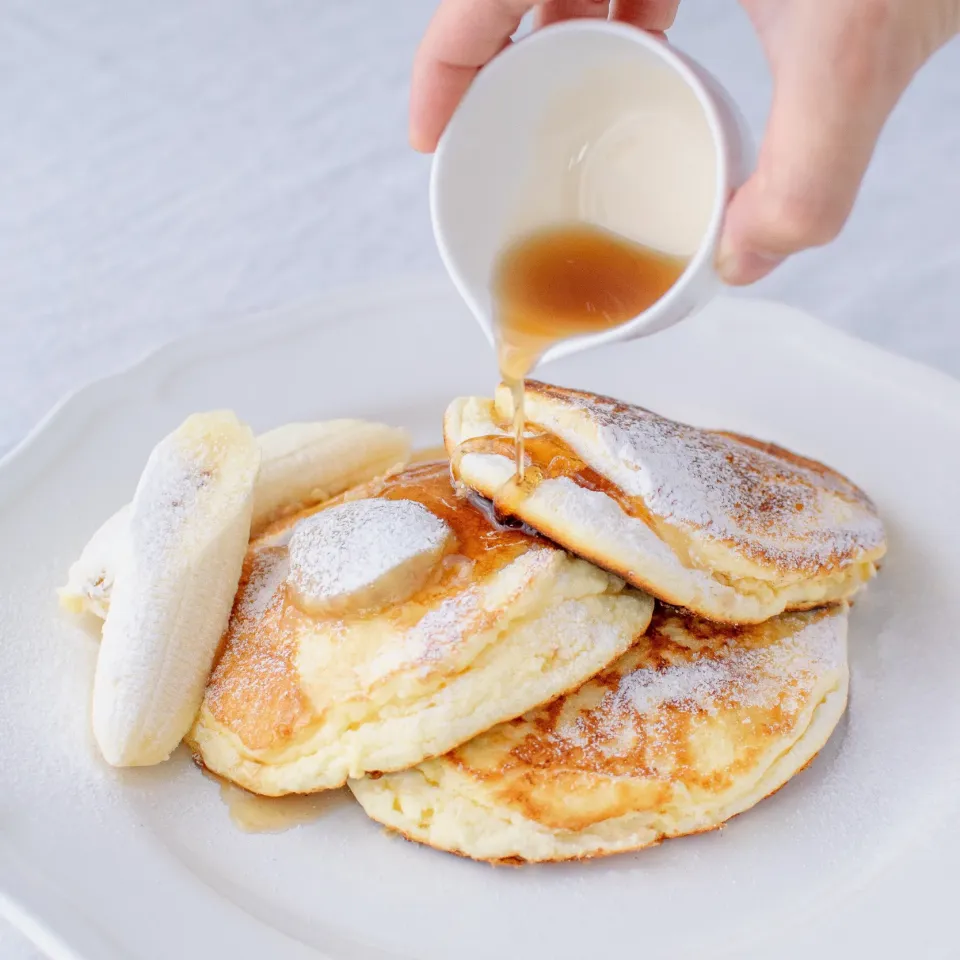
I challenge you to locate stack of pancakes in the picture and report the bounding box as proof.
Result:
[190,381,885,863]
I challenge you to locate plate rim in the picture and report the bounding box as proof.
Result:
[2,278,960,960]
[4,278,960,490]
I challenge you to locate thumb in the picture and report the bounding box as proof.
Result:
[718,11,910,285]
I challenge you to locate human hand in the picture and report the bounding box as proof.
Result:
[718,0,960,283]
[410,0,960,285]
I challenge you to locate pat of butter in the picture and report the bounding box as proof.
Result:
[288,498,453,616]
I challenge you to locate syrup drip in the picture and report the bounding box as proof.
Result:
[453,431,701,571]
[493,223,686,480]
[199,765,351,833]
[450,432,697,568]
[453,433,639,519]
[220,782,350,833]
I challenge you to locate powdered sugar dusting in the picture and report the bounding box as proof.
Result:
[287,498,451,607]
[614,614,843,717]
[555,608,846,752]
[236,548,289,625]
[363,547,554,682]
[358,588,485,685]
[533,599,628,660]
[404,590,480,665]
[203,543,309,751]
[129,442,211,566]
[529,383,886,572]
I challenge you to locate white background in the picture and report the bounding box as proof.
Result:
[1,2,957,956]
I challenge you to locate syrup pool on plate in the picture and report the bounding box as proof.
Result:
[492,222,686,479]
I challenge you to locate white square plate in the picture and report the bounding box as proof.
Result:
[2,281,959,960]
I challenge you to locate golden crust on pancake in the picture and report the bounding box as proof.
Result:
[188,461,654,796]
[444,381,886,623]
[349,604,849,863]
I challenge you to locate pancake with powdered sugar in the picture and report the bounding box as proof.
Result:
[189,461,654,796]
[349,603,849,863]
[444,381,885,624]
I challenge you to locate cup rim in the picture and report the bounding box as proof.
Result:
[431,18,733,363]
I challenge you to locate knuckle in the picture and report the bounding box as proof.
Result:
[856,0,895,31]
[832,0,899,94]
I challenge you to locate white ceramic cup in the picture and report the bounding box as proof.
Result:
[431,19,754,366]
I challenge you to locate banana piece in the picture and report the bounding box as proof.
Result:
[252,420,410,533]
[60,419,411,620]
[59,504,130,618]
[92,411,260,767]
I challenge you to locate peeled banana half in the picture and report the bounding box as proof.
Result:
[61,419,411,620]
[92,412,261,767]
[59,504,130,619]
[252,420,412,532]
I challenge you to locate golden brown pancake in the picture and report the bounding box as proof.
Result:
[188,461,654,795]
[445,381,886,623]
[349,603,849,863]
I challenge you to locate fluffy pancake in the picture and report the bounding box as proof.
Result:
[349,603,849,863]
[189,461,655,796]
[445,382,885,623]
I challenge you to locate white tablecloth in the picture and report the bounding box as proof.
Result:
[2,2,957,956]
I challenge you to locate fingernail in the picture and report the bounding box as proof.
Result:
[717,246,784,285]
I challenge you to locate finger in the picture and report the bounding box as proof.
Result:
[610,0,680,32]
[718,17,907,284]
[536,0,609,29]
[411,0,537,153]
